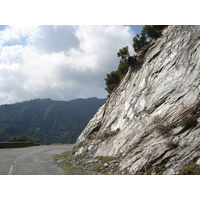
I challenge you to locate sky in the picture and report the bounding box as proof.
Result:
[0,25,143,105]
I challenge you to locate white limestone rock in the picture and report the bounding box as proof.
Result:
[74,25,200,175]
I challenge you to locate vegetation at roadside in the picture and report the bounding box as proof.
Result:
[54,151,88,175]
[105,25,167,95]
[7,133,38,144]
[55,151,116,175]
[92,156,115,172]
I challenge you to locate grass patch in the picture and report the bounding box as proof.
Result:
[92,156,115,172]
[86,134,95,140]
[153,123,177,135]
[152,116,178,135]
[77,141,86,148]
[55,151,116,175]
[126,139,143,154]
[54,151,90,175]
[154,124,171,134]
[101,156,115,163]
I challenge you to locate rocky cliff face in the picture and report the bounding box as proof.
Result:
[72,25,200,174]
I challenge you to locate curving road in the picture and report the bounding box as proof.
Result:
[0,144,74,175]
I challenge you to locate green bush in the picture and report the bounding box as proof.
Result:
[105,47,130,95]
[132,33,147,52]
[7,133,38,144]
[117,46,130,62]
[132,25,166,52]
[118,60,129,76]
[142,25,166,39]
[105,70,121,94]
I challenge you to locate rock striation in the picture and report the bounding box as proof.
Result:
[72,25,200,174]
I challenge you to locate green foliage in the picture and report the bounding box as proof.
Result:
[142,25,166,39]
[101,156,115,163]
[118,59,129,76]
[132,25,166,52]
[105,47,131,95]
[105,70,121,94]
[132,33,147,52]
[7,133,38,144]
[55,151,116,175]
[117,46,130,62]
[0,98,106,144]
[54,151,88,175]
[93,156,115,172]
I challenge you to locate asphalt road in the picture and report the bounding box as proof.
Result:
[0,144,74,175]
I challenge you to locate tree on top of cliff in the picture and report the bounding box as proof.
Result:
[132,33,147,52]
[105,25,167,95]
[142,25,166,39]
[133,25,166,52]
[117,46,130,63]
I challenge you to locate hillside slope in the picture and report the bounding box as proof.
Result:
[72,25,200,175]
[0,97,106,144]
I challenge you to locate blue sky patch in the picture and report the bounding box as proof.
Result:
[130,25,144,34]
[3,36,28,47]
[0,25,8,31]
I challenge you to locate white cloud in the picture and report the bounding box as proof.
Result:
[0,25,135,104]
[0,25,41,47]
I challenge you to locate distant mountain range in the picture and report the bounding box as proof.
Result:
[0,97,106,144]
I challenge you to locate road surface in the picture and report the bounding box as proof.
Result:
[0,144,74,175]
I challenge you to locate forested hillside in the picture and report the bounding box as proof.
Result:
[0,97,106,144]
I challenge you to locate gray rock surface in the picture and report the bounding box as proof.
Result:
[73,25,200,174]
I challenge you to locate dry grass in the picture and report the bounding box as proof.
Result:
[179,161,200,175]
[86,129,119,140]
[165,140,178,149]
[179,115,198,128]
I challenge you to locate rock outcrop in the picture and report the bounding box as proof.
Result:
[72,25,200,174]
